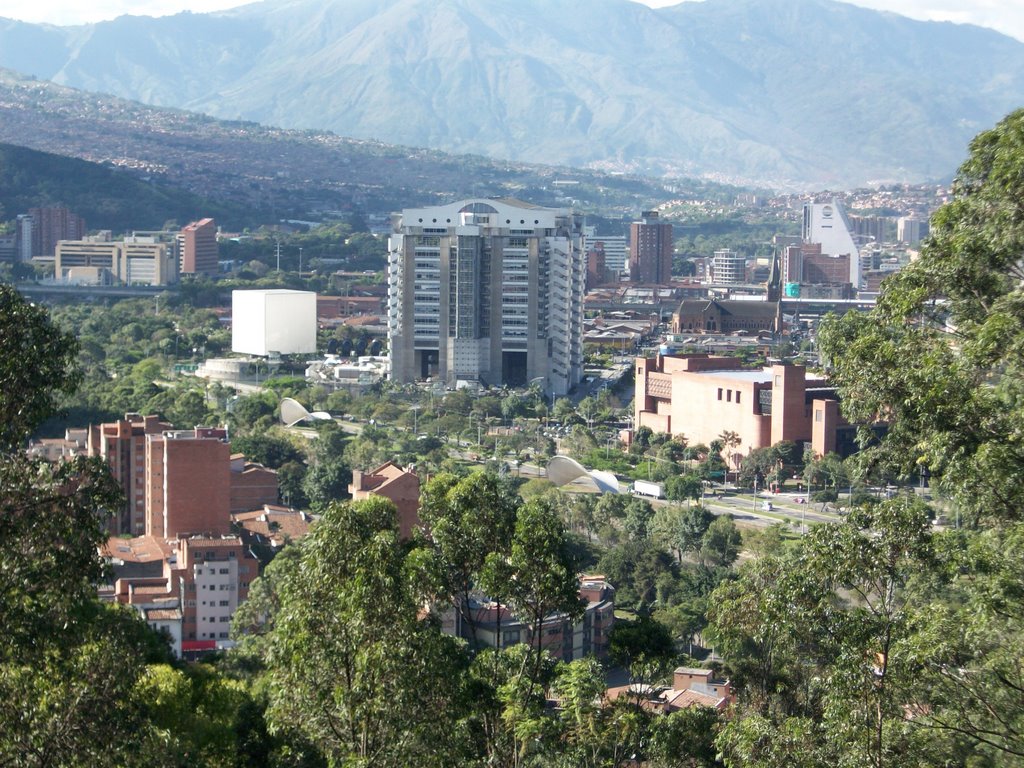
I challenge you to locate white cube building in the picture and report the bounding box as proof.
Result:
[231,289,317,356]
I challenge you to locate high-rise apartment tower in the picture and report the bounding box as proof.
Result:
[628,210,673,284]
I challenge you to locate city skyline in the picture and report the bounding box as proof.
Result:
[4,0,1024,43]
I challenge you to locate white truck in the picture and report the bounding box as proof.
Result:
[632,479,665,499]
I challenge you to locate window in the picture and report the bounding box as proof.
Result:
[220,616,229,623]
[219,568,229,574]
[736,391,742,404]
[717,388,723,401]
[219,632,229,639]
[815,409,823,423]
[775,375,782,386]
[219,600,229,607]
[228,551,236,558]
[727,390,732,402]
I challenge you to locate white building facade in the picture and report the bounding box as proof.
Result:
[710,248,746,285]
[802,199,862,288]
[387,198,585,397]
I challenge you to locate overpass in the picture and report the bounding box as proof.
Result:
[14,283,175,300]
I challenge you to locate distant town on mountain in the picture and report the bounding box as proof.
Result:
[1,0,1023,188]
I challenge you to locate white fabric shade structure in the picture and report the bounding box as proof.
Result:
[280,397,332,427]
[546,455,622,494]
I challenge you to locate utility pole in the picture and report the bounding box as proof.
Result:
[275,240,281,273]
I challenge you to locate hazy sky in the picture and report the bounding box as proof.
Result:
[4,0,1024,42]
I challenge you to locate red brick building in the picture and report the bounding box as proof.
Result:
[349,461,420,539]
[88,415,278,539]
[180,217,218,276]
[28,205,86,258]
[146,430,232,539]
[629,211,673,285]
[229,454,281,514]
[231,504,313,564]
[317,294,385,319]
[89,413,173,535]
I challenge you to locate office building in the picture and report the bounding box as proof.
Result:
[848,214,894,244]
[387,198,585,397]
[16,215,33,262]
[55,237,178,286]
[629,211,673,284]
[0,234,16,263]
[802,199,861,288]
[180,218,218,276]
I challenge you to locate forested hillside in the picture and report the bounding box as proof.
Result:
[0,143,255,231]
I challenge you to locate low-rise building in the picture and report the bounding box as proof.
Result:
[231,504,314,565]
[634,353,852,459]
[446,575,615,662]
[102,533,258,658]
[605,666,736,713]
[55,237,178,286]
[349,461,420,540]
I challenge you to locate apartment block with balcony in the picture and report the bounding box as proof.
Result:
[87,414,277,537]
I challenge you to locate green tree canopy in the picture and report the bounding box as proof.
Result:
[818,108,1024,524]
[265,496,470,766]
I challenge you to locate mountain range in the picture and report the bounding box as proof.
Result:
[0,67,728,230]
[1,0,1023,188]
